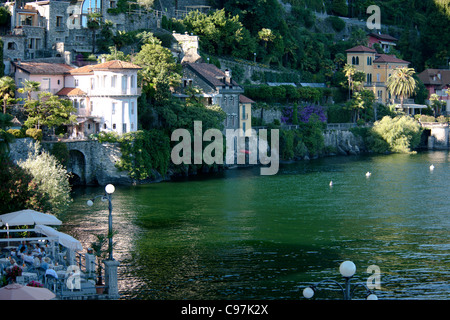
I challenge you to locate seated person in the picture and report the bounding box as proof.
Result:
[22,251,35,265]
[45,265,58,279]
[40,257,50,270]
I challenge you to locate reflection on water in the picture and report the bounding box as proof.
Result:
[60,151,450,300]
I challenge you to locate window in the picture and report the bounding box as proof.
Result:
[41,78,50,91]
[367,57,372,65]
[113,124,116,129]
[75,79,79,86]
[122,76,127,92]
[111,75,117,88]
[7,42,16,50]
[131,101,134,115]
[355,57,359,65]
[243,122,246,133]
[112,102,116,115]
[122,123,127,133]
[377,73,380,82]
[131,123,134,130]
[366,73,372,84]
[56,16,63,28]
[130,75,135,88]
[242,105,246,119]
[80,99,85,109]
[73,100,79,109]
[90,101,94,112]
[104,123,107,129]
[90,78,95,90]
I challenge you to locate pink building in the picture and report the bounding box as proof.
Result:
[11,61,74,99]
[418,69,450,114]
[367,32,398,53]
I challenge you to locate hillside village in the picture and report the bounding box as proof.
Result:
[0,0,449,181]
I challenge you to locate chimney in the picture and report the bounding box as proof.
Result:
[224,69,232,84]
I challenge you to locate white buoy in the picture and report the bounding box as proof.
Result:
[329,181,333,187]
[366,172,371,177]
[430,164,435,171]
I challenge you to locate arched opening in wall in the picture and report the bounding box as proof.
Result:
[67,149,86,186]
[69,173,82,186]
[420,128,431,148]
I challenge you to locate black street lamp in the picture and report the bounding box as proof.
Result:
[87,184,115,261]
[303,261,378,300]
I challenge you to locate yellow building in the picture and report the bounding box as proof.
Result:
[239,95,254,137]
[345,45,410,105]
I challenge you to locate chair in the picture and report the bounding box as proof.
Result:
[45,274,58,291]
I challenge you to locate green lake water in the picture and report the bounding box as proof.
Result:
[60,151,449,300]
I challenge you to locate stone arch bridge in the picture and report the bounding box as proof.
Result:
[49,140,132,186]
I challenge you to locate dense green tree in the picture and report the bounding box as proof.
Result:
[367,116,422,154]
[24,92,77,131]
[133,39,181,93]
[18,143,72,214]
[0,76,16,114]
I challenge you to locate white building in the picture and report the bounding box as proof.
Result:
[56,60,141,139]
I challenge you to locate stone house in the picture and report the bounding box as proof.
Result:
[174,62,253,136]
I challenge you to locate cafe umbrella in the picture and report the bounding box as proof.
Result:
[0,283,56,300]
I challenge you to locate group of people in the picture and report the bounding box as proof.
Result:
[4,241,59,281]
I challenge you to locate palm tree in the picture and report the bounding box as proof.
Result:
[343,63,356,99]
[18,79,40,101]
[0,76,16,114]
[386,67,417,110]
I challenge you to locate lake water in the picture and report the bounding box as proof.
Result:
[60,151,449,300]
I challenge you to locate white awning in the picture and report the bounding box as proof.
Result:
[35,225,83,251]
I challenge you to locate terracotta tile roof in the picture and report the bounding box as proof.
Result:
[345,45,377,53]
[12,62,74,75]
[56,87,87,96]
[368,33,398,42]
[185,63,240,88]
[418,69,450,88]
[239,95,254,104]
[373,54,409,64]
[69,60,141,74]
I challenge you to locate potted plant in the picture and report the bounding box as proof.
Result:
[91,234,107,294]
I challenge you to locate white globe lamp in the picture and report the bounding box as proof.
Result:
[105,184,115,194]
[339,261,356,278]
[303,287,315,299]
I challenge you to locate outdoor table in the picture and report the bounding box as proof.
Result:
[54,264,64,271]
[21,272,38,282]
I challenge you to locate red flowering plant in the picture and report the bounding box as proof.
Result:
[27,280,43,287]
[6,265,22,282]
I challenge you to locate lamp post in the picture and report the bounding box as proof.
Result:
[302,261,378,300]
[87,184,115,260]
